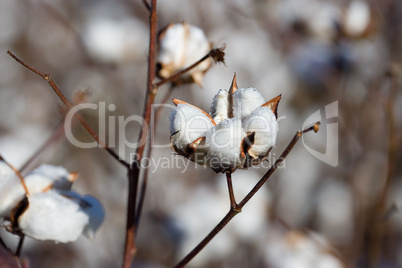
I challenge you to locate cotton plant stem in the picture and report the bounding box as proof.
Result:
[367,69,400,268]
[122,0,158,267]
[175,122,320,268]
[7,51,129,169]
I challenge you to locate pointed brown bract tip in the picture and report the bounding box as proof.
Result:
[68,171,79,182]
[172,99,185,106]
[261,94,281,118]
[229,73,238,95]
[313,123,320,133]
[191,72,204,88]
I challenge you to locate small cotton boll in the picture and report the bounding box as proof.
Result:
[233,88,266,121]
[206,118,246,173]
[157,22,211,85]
[18,190,89,243]
[243,107,278,159]
[59,191,105,239]
[170,103,215,155]
[210,89,229,124]
[344,1,370,37]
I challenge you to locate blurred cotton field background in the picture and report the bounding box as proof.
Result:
[0,0,401,267]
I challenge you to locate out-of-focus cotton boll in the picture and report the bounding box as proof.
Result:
[0,163,76,217]
[344,0,371,38]
[243,107,278,159]
[210,89,229,124]
[157,22,212,86]
[264,230,345,268]
[233,88,266,120]
[83,18,147,64]
[18,190,89,243]
[206,118,245,173]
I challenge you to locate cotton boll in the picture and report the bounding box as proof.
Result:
[59,191,105,239]
[157,22,212,85]
[344,1,371,38]
[206,118,246,173]
[233,88,266,121]
[210,89,229,124]
[170,103,215,157]
[243,107,278,159]
[18,190,89,243]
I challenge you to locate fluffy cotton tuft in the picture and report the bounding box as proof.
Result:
[170,103,215,154]
[210,89,229,124]
[243,107,278,159]
[18,190,89,243]
[206,118,246,172]
[233,88,266,120]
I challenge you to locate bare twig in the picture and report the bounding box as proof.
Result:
[226,172,239,211]
[7,51,129,169]
[15,235,25,257]
[142,0,151,11]
[175,122,320,267]
[123,0,158,267]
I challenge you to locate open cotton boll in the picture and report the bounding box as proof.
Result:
[157,22,211,85]
[0,164,76,217]
[233,88,266,121]
[206,118,246,173]
[59,191,105,240]
[243,107,278,159]
[18,190,89,243]
[170,103,215,156]
[210,89,229,124]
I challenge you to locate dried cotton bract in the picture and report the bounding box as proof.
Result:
[170,75,281,173]
[0,161,104,243]
[157,22,212,86]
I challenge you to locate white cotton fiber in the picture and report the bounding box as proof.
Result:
[18,190,89,243]
[170,103,215,154]
[210,89,229,124]
[233,88,266,121]
[243,106,278,158]
[206,118,246,172]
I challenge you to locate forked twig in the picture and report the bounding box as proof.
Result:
[6,50,129,169]
[175,122,320,267]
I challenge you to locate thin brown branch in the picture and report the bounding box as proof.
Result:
[123,0,158,266]
[142,0,151,11]
[175,122,320,267]
[15,235,25,257]
[226,172,239,211]
[19,120,66,174]
[154,46,225,88]
[7,50,129,169]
